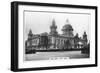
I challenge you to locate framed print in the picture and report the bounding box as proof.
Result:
[11,1,98,72]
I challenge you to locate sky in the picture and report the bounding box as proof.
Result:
[24,11,90,41]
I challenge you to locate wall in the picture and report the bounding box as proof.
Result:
[0,0,99,73]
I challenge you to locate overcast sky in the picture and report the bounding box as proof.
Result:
[24,11,90,41]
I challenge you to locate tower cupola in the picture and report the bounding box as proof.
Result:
[50,19,58,35]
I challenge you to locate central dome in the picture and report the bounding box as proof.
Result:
[62,19,73,31]
[62,24,73,30]
[61,19,74,37]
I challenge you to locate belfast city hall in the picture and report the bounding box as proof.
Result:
[25,19,89,53]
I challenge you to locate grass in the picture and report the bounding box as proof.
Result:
[25,51,89,61]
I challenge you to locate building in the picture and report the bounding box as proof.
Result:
[25,19,89,53]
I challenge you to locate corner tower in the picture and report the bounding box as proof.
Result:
[28,29,33,40]
[50,19,58,35]
[83,31,88,45]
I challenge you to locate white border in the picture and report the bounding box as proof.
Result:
[18,5,95,68]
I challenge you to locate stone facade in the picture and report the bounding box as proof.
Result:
[25,19,88,52]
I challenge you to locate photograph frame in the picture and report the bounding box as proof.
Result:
[11,1,98,72]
